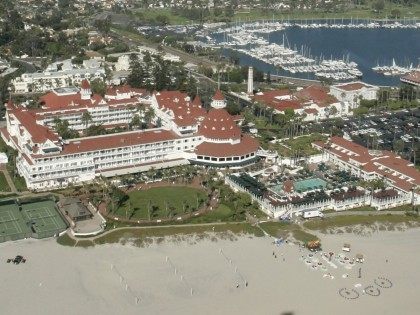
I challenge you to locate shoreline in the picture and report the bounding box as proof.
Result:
[1,228,420,314]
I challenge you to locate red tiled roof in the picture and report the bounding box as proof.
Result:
[375,156,420,185]
[11,110,59,143]
[253,89,292,104]
[39,92,104,110]
[336,82,369,91]
[304,108,318,114]
[195,135,259,157]
[323,137,420,193]
[283,179,294,193]
[0,127,11,142]
[199,108,241,140]
[329,136,369,158]
[155,91,206,127]
[57,130,180,156]
[81,79,90,89]
[295,85,337,107]
[192,95,202,106]
[212,90,225,101]
[401,70,420,85]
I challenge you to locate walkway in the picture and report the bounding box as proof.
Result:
[324,210,409,217]
[2,169,17,193]
[67,221,242,242]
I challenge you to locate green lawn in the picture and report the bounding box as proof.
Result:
[234,3,420,21]
[131,8,191,25]
[259,222,319,243]
[13,175,27,192]
[273,133,326,157]
[57,233,76,246]
[115,186,208,220]
[186,204,236,224]
[0,172,11,192]
[303,214,420,232]
[57,223,264,247]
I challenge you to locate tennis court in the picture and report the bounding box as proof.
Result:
[0,198,68,243]
[0,202,31,242]
[21,200,68,238]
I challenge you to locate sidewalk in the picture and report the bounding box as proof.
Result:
[2,169,17,193]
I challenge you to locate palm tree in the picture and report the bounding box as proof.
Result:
[81,111,93,131]
[144,108,155,126]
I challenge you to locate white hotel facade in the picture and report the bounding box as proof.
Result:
[313,137,420,205]
[1,82,259,190]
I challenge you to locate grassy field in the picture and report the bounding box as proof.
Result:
[13,176,27,192]
[273,133,326,157]
[124,3,420,26]
[56,233,76,246]
[115,186,208,220]
[0,172,11,192]
[131,8,191,25]
[234,3,420,21]
[303,214,420,232]
[259,222,319,243]
[186,204,236,224]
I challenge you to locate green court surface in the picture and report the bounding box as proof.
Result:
[0,203,29,240]
[0,199,68,242]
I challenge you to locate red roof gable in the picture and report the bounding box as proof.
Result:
[11,110,59,143]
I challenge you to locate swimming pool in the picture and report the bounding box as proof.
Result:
[294,178,327,193]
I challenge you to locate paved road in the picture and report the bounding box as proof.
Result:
[111,29,218,69]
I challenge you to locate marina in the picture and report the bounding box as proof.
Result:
[199,19,420,85]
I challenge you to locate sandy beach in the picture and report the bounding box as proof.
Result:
[1,229,420,315]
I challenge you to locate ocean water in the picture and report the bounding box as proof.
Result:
[216,26,420,86]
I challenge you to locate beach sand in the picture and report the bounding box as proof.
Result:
[1,229,419,315]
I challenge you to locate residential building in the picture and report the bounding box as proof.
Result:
[330,81,379,108]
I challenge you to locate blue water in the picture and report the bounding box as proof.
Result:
[216,27,420,86]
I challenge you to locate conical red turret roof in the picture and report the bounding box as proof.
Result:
[212,90,225,101]
[199,108,241,140]
[81,79,90,89]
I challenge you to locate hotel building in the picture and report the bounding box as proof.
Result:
[1,83,259,190]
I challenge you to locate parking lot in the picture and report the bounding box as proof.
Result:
[309,108,420,165]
